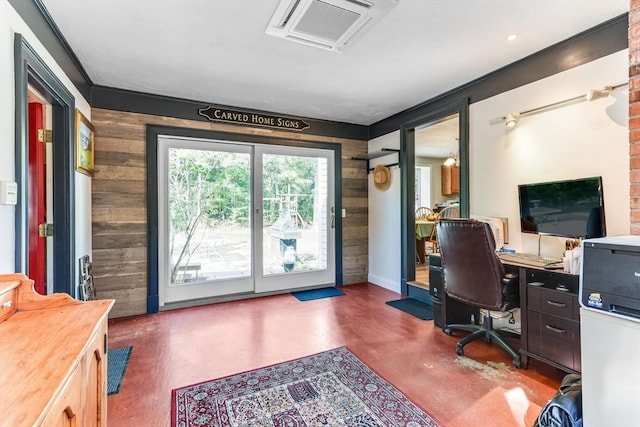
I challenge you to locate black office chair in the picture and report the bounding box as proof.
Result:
[436,218,522,368]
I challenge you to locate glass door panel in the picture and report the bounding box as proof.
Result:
[158,137,336,305]
[159,138,254,303]
[255,146,335,293]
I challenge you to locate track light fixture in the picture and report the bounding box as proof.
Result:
[586,86,612,102]
[505,113,519,128]
[491,82,628,128]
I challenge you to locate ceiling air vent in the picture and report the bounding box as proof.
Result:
[266,0,398,52]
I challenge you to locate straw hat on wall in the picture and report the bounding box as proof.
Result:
[373,164,391,191]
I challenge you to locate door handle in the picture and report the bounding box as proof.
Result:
[330,206,335,229]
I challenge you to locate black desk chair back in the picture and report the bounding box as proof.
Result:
[436,218,521,368]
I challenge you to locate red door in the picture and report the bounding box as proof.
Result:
[28,102,46,294]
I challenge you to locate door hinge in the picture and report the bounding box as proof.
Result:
[38,223,53,237]
[37,129,53,143]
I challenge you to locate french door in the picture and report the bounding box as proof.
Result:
[157,136,335,305]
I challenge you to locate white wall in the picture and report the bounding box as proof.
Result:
[470,50,629,258]
[368,49,629,289]
[0,1,93,282]
[368,131,401,292]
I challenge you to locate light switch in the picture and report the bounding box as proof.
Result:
[342,209,346,217]
[0,181,17,205]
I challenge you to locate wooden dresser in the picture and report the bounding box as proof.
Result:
[0,273,114,426]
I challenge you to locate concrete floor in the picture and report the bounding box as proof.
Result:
[107,282,565,426]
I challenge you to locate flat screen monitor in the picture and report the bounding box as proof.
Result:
[518,176,606,239]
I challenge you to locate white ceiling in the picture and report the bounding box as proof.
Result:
[415,114,459,159]
[40,0,628,128]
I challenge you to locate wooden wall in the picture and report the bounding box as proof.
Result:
[90,108,369,318]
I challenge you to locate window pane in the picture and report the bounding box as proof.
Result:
[168,147,251,286]
[262,154,328,276]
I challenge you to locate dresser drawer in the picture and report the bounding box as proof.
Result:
[527,311,581,371]
[527,286,578,320]
[0,281,19,322]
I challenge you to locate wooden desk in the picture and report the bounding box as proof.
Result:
[496,259,580,373]
[432,256,580,373]
[416,220,435,263]
[0,273,114,426]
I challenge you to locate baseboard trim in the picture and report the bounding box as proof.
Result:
[368,274,400,294]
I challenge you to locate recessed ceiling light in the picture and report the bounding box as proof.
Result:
[507,33,518,42]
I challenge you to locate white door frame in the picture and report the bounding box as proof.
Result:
[254,144,336,293]
[156,135,336,308]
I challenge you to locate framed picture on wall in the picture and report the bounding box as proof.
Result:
[75,109,95,176]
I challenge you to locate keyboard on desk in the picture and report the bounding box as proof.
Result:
[498,252,562,268]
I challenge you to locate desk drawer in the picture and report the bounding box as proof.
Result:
[527,311,580,371]
[527,286,578,320]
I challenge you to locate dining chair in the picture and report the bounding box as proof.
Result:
[438,204,460,218]
[415,207,437,260]
[427,223,439,253]
[415,206,435,220]
[427,204,459,253]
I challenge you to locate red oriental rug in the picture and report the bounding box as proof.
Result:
[171,347,441,426]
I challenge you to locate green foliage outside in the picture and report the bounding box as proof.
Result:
[168,148,318,282]
[263,153,316,224]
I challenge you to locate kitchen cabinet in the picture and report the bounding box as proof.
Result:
[441,164,459,195]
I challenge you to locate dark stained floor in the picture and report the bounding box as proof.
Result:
[107,282,565,426]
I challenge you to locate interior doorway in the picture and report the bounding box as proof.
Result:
[27,90,54,294]
[15,35,76,296]
[399,99,470,295]
[412,114,460,288]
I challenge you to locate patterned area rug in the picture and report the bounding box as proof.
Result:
[171,347,441,426]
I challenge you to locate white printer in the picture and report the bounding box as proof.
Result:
[579,236,640,427]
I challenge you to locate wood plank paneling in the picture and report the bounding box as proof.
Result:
[92,234,146,251]
[98,287,147,319]
[93,193,146,207]
[92,247,147,264]
[92,222,146,235]
[92,261,147,278]
[92,207,147,222]
[343,178,368,198]
[94,150,145,168]
[91,108,369,318]
[94,165,145,180]
[93,179,145,193]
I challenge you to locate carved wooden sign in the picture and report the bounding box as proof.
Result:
[198,106,310,131]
